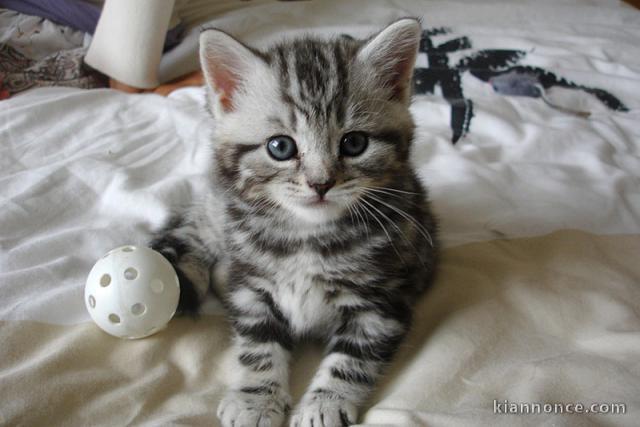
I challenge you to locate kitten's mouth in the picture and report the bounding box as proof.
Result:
[281,194,348,224]
[304,197,330,207]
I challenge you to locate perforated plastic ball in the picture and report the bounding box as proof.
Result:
[85,245,180,339]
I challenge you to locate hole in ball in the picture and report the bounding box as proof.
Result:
[150,279,164,294]
[100,274,111,287]
[131,303,146,316]
[108,313,120,324]
[88,295,96,308]
[122,246,135,252]
[124,267,138,280]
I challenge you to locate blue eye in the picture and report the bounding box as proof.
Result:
[340,132,369,157]
[266,135,297,161]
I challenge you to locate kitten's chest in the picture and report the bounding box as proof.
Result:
[270,254,343,336]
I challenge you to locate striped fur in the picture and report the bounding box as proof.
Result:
[151,19,438,427]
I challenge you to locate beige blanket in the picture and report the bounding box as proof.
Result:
[2,231,639,426]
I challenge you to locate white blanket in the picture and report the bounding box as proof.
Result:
[1,0,639,425]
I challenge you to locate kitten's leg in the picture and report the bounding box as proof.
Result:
[291,305,409,427]
[150,214,216,315]
[218,285,293,427]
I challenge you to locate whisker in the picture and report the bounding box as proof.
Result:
[366,186,421,196]
[363,192,434,247]
[363,187,421,208]
[360,197,417,250]
[352,201,370,239]
[359,198,406,265]
[346,203,356,228]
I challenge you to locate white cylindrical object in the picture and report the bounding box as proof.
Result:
[85,0,175,88]
[85,245,180,339]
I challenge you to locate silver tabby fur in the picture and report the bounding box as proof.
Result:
[151,18,438,427]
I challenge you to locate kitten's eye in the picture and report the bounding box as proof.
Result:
[340,132,369,157]
[266,135,298,161]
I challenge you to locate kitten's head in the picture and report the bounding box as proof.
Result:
[200,19,421,225]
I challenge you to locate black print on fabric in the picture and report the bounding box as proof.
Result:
[412,27,629,144]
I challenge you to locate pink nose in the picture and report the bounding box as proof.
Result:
[308,180,335,197]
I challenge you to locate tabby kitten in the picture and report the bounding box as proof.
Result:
[151,18,438,427]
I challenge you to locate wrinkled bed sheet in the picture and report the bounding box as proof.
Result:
[1,0,640,426]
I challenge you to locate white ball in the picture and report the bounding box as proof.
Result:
[85,245,180,339]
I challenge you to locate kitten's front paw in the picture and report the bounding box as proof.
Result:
[290,399,357,427]
[217,389,291,427]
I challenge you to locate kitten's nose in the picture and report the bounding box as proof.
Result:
[308,179,336,197]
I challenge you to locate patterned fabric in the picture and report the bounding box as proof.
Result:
[0,8,108,98]
[0,44,107,98]
[412,27,628,143]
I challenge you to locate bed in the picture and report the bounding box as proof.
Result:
[1,0,639,425]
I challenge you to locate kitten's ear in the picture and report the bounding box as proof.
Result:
[199,29,263,114]
[356,18,421,103]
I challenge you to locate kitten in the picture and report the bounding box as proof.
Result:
[151,18,438,427]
